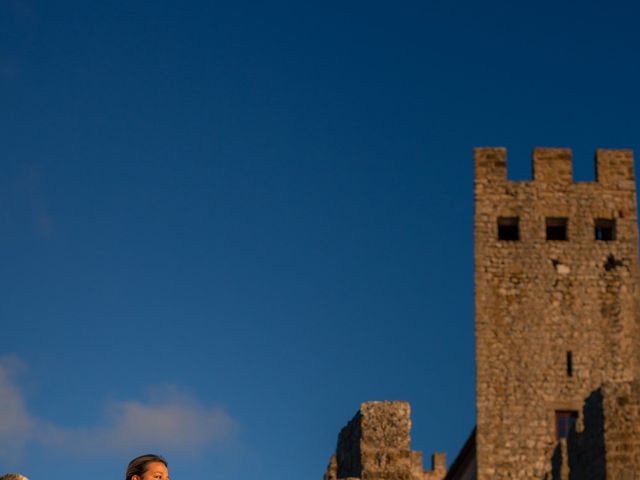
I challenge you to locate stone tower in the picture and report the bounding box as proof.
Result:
[323,402,447,480]
[474,148,640,479]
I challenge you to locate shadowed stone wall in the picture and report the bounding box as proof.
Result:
[567,380,640,479]
[324,402,446,480]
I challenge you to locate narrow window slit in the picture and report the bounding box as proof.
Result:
[566,351,573,377]
[555,410,578,439]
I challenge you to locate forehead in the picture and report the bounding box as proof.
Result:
[145,462,168,474]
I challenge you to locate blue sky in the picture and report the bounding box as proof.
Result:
[1,1,639,479]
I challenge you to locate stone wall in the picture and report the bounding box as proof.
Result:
[324,148,640,480]
[474,148,640,479]
[324,402,446,480]
[563,380,640,479]
[600,380,640,478]
[565,388,605,479]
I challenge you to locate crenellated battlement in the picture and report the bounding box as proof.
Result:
[596,148,635,186]
[323,402,447,480]
[533,147,573,183]
[474,147,635,187]
[474,147,507,182]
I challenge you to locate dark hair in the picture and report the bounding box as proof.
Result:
[126,454,168,480]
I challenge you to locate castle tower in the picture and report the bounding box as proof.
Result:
[474,148,640,478]
[323,402,447,480]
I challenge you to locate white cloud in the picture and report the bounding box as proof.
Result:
[0,357,237,460]
[0,357,36,463]
[38,386,236,455]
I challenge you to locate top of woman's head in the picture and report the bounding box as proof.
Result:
[0,475,29,480]
[126,454,168,480]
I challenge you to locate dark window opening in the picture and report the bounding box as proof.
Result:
[595,218,616,241]
[546,217,568,241]
[498,217,519,241]
[566,351,573,377]
[555,410,578,439]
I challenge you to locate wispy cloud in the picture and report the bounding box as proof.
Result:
[0,357,35,463]
[38,386,236,455]
[0,358,237,462]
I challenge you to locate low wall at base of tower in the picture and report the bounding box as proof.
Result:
[323,402,446,480]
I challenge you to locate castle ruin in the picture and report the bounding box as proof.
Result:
[324,148,640,479]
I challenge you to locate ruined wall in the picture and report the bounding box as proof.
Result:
[324,402,446,480]
[474,148,640,479]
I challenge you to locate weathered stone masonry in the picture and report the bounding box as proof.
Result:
[323,402,447,480]
[324,148,640,480]
[474,148,640,479]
